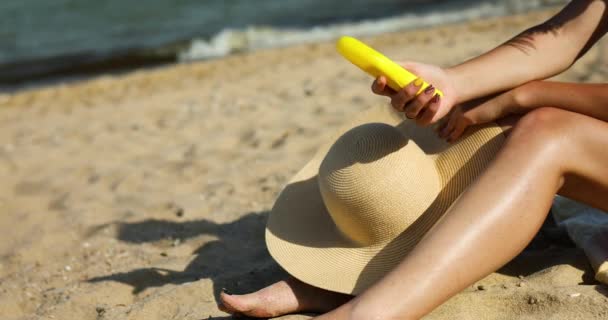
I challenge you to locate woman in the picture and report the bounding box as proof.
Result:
[219,1,608,319]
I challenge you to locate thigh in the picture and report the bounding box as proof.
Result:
[498,109,608,211]
[555,111,608,210]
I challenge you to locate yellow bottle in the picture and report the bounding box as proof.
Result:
[336,36,443,97]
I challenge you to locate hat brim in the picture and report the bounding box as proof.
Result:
[265,105,505,295]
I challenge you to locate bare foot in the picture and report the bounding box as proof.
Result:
[218,276,353,318]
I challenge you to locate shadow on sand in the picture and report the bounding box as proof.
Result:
[88,118,606,317]
[87,206,601,320]
[88,211,289,318]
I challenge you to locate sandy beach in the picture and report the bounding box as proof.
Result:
[2,7,608,320]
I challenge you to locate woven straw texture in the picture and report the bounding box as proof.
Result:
[265,105,505,294]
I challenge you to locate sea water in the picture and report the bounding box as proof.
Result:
[0,0,566,81]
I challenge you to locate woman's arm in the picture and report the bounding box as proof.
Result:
[518,81,608,121]
[440,81,608,141]
[373,0,608,125]
[448,0,608,104]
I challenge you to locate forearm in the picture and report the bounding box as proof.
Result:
[447,0,608,104]
[516,81,608,121]
[439,80,608,142]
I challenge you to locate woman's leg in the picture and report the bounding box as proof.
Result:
[320,107,608,320]
[220,107,608,318]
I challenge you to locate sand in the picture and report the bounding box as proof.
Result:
[1,7,608,320]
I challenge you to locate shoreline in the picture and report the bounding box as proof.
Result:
[1,1,567,85]
[1,8,559,103]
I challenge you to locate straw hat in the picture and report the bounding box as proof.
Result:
[265,105,505,295]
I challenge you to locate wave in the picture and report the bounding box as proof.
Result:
[178,0,565,61]
[1,0,566,84]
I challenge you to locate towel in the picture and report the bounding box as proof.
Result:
[552,195,608,284]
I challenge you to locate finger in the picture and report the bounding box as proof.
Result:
[436,116,449,134]
[440,110,458,138]
[376,76,397,96]
[448,120,468,143]
[416,94,440,126]
[371,79,383,94]
[390,90,408,112]
[371,76,392,96]
[393,78,424,113]
[403,85,436,119]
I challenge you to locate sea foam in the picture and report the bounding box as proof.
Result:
[178,0,565,62]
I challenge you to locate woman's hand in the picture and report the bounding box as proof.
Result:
[371,61,458,126]
[438,87,527,142]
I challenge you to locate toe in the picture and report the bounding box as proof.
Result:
[217,299,230,313]
[219,291,246,314]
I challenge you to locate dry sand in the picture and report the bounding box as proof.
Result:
[1,8,608,320]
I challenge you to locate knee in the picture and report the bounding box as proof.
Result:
[507,107,577,148]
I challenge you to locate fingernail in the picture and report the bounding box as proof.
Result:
[414,78,424,87]
[431,94,440,103]
[424,85,435,94]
